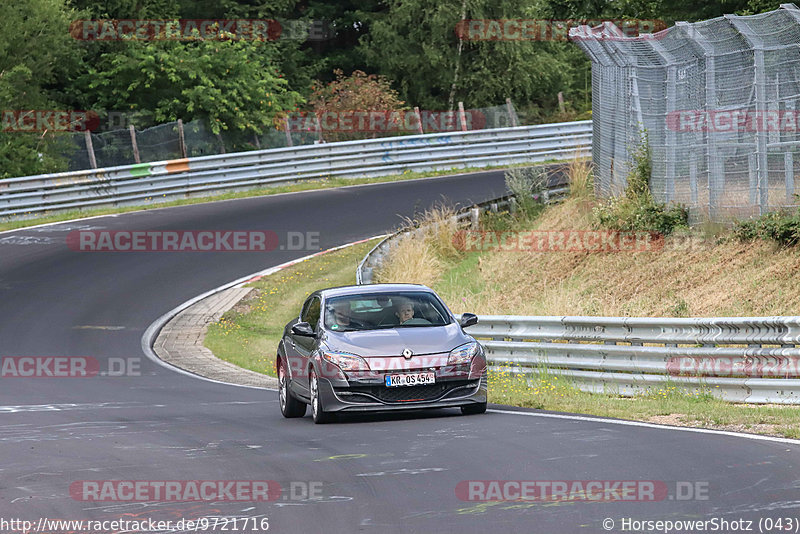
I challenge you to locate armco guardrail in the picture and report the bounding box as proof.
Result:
[466,315,800,404]
[0,121,591,220]
[356,163,571,284]
[354,174,800,404]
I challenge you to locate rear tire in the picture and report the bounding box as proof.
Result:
[310,368,334,424]
[461,402,487,415]
[279,358,306,418]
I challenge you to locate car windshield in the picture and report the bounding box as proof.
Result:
[323,292,452,332]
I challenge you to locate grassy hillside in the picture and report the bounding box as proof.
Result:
[380,196,800,318]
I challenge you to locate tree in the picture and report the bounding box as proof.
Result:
[361,0,580,117]
[0,0,85,178]
[305,69,406,141]
[77,35,303,136]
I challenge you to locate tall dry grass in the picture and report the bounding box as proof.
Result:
[374,204,461,286]
[567,154,593,200]
[438,196,800,318]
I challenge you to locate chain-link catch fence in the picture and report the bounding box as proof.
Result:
[571,4,800,221]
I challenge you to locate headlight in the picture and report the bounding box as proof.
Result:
[448,342,480,365]
[322,351,370,372]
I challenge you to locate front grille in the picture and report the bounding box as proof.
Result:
[338,380,476,404]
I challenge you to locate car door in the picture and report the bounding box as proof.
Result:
[289,295,321,397]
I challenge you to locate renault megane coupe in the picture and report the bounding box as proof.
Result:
[276,284,487,423]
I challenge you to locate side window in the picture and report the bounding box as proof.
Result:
[301,297,321,331]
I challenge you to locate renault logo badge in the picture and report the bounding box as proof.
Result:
[402,348,413,359]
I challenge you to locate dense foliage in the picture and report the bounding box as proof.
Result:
[733,208,800,246]
[0,0,782,177]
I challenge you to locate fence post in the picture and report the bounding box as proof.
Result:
[283,116,293,147]
[314,113,324,143]
[414,107,424,134]
[647,36,677,204]
[129,125,141,164]
[177,119,187,158]
[506,98,518,127]
[678,22,722,220]
[84,130,97,169]
[458,101,468,131]
[727,16,769,215]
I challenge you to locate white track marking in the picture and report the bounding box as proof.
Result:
[488,408,800,445]
[140,236,387,392]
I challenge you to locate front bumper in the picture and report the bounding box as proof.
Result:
[316,372,488,413]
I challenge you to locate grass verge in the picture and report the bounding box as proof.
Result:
[200,224,800,438]
[371,161,800,439]
[204,239,378,378]
[490,370,800,439]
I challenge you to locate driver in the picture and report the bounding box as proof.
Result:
[394,298,415,324]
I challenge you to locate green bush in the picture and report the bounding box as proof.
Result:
[480,208,516,232]
[593,137,688,235]
[594,196,689,235]
[732,208,800,246]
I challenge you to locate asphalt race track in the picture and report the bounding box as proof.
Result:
[1,171,798,534]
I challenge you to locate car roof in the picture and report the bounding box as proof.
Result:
[315,283,434,299]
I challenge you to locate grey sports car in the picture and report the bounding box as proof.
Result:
[276,283,487,423]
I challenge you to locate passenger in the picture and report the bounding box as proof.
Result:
[328,300,364,329]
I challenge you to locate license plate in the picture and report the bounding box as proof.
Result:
[385,372,435,387]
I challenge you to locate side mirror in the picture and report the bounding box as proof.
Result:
[291,322,316,337]
[459,313,478,328]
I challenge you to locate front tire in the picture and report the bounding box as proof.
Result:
[461,402,487,415]
[278,358,306,418]
[310,368,334,424]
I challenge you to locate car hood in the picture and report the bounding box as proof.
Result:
[322,323,471,357]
